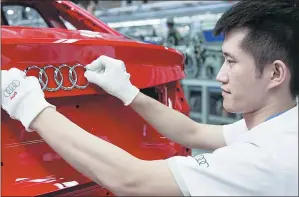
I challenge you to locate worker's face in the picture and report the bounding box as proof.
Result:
[216,28,269,114]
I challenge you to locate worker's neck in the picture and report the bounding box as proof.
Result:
[243,96,297,130]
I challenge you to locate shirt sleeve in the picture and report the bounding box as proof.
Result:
[167,143,276,196]
[222,119,247,145]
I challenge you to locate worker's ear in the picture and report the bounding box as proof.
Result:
[267,60,288,89]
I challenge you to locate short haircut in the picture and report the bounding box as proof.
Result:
[214,0,299,98]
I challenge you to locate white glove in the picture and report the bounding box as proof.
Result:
[1,68,55,132]
[84,55,139,106]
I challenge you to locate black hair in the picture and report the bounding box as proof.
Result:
[214,0,299,98]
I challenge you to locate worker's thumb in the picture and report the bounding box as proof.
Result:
[85,57,105,71]
[84,70,106,86]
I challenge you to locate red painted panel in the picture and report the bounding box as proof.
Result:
[1,0,190,196]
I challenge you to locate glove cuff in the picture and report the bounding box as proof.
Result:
[18,92,56,132]
[118,84,140,106]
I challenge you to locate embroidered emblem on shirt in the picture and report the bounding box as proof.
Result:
[194,154,209,168]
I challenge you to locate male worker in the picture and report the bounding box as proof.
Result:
[1,0,298,196]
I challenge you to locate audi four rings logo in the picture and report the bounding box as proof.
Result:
[194,154,209,168]
[4,80,20,98]
[24,64,89,92]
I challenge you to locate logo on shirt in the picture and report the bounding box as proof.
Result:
[194,154,209,168]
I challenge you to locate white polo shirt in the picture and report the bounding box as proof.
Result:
[167,105,298,196]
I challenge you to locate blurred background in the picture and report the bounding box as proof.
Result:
[2,0,241,155]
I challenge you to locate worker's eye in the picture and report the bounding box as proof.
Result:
[226,59,236,65]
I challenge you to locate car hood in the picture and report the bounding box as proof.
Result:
[1,26,185,98]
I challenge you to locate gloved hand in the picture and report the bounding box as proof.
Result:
[1,68,55,132]
[84,55,139,106]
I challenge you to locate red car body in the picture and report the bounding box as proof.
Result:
[1,0,190,196]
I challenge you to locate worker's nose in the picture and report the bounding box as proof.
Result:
[216,64,229,83]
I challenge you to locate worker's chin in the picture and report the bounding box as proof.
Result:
[222,100,238,114]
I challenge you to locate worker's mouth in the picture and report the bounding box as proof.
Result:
[221,88,231,94]
[221,89,231,97]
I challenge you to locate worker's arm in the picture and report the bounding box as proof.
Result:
[84,56,226,150]
[1,68,183,196]
[31,107,182,196]
[130,92,225,150]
